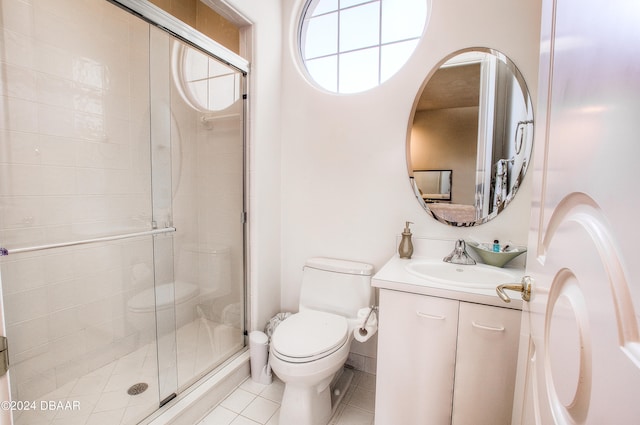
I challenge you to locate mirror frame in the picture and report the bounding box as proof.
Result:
[407,47,534,227]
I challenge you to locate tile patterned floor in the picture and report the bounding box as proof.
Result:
[199,370,376,425]
[12,317,240,425]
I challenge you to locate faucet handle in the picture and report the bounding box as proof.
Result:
[443,239,476,265]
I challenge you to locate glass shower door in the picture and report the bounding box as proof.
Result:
[0,2,165,423]
[165,34,247,392]
[0,0,246,423]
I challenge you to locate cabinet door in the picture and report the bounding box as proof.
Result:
[451,302,521,425]
[375,290,459,425]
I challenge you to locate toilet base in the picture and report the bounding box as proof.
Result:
[279,367,354,425]
[330,368,353,415]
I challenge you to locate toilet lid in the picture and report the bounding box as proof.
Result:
[271,310,348,361]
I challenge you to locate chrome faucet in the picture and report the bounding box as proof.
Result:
[443,239,476,265]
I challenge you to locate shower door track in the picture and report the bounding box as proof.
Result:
[0,227,176,256]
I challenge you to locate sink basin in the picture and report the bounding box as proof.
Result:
[405,259,518,289]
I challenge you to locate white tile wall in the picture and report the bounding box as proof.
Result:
[0,0,154,403]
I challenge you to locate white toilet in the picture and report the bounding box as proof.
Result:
[126,244,231,339]
[269,257,373,425]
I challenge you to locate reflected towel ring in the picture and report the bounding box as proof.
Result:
[515,120,534,154]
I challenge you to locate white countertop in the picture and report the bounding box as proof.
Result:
[372,255,524,310]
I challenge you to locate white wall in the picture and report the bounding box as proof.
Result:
[278,0,541,311]
[219,0,541,370]
[223,0,284,331]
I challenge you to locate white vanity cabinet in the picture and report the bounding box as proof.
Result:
[451,301,521,425]
[374,288,521,425]
[375,289,459,425]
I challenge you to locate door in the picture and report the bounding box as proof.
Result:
[518,0,640,423]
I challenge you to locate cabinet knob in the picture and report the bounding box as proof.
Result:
[496,276,532,303]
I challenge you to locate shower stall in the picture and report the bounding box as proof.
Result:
[0,1,247,424]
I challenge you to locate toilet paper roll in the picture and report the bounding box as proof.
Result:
[357,307,378,326]
[353,323,377,342]
[354,307,378,342]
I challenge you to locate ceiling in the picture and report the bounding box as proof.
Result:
[416,63,481,111]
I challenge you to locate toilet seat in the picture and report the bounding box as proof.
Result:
[271,310,349,363]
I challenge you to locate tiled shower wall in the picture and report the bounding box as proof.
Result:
[0,0,156,400]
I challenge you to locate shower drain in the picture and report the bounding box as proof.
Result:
[127,383,149,396]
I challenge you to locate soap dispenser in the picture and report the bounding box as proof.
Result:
[398,221,414,259]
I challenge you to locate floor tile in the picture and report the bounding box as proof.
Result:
[334,406,374,425]
[240,379,269,395]
[258,380,285,403]
[200,405,238,425]
[230,415,261,425]
[220,388,257,414]
[203,371,376,425]
[265,408,280,425]
[347,388,375,413]
[241,396,279,424]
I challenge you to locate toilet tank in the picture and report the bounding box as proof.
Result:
[299,257,373,319]
[177,244,231,297]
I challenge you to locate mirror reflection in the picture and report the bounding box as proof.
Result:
[413,170,452,202]
[408,48,534,226]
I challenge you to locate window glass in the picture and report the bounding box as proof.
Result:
[339,47,380,93]
[303,12,338,59]
[380,39,419,82]
[311,0,339,15]
[306,56,339,92]
[381,0,427,42]
[299,0,428,93]
[341,0,373,7]
[339,2,380,52]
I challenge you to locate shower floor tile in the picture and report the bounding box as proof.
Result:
[12,317,239,425]
[199,370,377,425]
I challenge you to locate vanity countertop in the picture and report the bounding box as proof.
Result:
[373,255,524,310]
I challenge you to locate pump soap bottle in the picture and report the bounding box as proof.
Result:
[398,221,414,259]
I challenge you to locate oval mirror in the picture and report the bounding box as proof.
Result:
[408,48,534,226]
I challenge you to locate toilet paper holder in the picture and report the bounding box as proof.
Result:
[358,305,378,337]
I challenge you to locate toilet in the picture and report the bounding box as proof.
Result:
[269,257,373,425]
[127,281,200,338]
[126,244,231,339]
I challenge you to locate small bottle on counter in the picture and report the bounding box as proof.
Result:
[493,239,500,252]
[398,222,414,259]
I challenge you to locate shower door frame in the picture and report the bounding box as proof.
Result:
[111,0,252,402]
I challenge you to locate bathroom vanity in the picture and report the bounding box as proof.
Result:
[372,255,522,425]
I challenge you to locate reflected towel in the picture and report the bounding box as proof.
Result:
[494,159,508,211]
